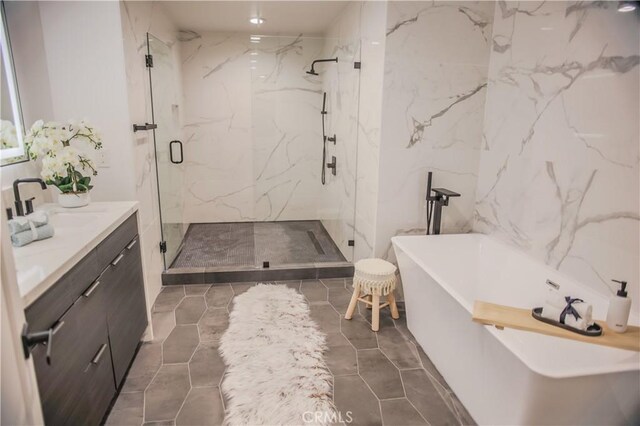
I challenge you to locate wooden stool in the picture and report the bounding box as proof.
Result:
[344,258,400,331]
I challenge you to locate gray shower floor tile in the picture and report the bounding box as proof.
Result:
[170,221,345,269]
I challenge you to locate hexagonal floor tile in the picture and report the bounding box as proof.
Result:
[334,375,382,426]
[205,285,234,309]
[176,387,224,426]
[189,341,226,387]
[198,308,229,343]
[184,284,211,296]
[300,280,328,302]
[357,349,405,400]
[144,364,191,422]
[377,326,421,369]
[153,286,185,312]
[175,297,207,325]
[162,325,199,363]
[121,343,162,393]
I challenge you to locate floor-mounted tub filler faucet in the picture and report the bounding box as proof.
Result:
[425,172,460,235]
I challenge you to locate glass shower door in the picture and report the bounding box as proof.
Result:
[147,33,186,268]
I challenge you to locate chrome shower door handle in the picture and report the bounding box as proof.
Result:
[170,140,183,164]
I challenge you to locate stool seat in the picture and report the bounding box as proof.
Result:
[354,258,397,296]
[345,258,400,331]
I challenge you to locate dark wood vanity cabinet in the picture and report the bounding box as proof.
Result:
[25,213,147,426]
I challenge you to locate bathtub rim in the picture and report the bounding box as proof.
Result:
[392,233,640,379]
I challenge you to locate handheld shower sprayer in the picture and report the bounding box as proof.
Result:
[321,92,328,184]
[306,57,338,76]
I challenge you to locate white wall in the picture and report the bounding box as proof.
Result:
[39,1,136,202]
[474,1,640,312]
[2,2,137,206]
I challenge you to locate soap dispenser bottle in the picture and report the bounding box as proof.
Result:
[606,279,632,333]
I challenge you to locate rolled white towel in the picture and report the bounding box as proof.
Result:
[571,301,592,324]
[541,303,563,322]
[541,296,593,331]
[546,292,566,309]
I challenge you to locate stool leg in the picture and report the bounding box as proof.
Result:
[365,294,372,310]
[345,287,359,320]
[387,292,400,320]
[371,294,380,331]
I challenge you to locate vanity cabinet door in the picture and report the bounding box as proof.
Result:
[105,236,148,387]
[31,270,115,425]
[31,305,85,425]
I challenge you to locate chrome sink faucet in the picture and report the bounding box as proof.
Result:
[13,178,47,217]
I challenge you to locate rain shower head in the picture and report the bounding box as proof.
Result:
[306,57,338,76]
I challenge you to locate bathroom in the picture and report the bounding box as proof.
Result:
[0,1,638,425]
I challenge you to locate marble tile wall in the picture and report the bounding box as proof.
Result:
[374,1,495,260]
[474,1,640,312]
[179,32,325,224]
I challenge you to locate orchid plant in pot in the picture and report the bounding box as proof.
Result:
[25,120,102,208]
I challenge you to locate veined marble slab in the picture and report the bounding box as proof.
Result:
[474,1,640,313]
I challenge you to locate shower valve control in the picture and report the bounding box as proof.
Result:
[327,135,336,144]
[327,156,337,176]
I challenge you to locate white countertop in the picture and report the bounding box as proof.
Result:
[13,201,139,307]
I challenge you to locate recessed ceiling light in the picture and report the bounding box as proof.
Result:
[540,26,553,31]
[251,52,258,56]
[618,1,637,12]
[249,17,265,25]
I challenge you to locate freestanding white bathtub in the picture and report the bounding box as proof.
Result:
[392,233,639,425]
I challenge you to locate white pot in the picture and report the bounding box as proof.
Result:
[58,192,91,208]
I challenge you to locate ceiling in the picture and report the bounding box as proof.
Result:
[160,1,350,36]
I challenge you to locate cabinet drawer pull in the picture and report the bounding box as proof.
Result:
[91,344,108,365]
[126,239,138,250]
[83,280,101,298]
[111,253,125,266]
[52,320,65,335]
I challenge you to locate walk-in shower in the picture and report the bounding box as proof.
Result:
[146,5,362,283]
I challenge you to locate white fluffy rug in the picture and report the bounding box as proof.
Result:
[219,284,336,426]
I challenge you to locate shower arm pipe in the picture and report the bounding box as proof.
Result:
[307,57,338,75]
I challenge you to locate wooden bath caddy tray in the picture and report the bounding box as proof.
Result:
[472,301,640,352]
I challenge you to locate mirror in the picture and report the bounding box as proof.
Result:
[0,2,27,166]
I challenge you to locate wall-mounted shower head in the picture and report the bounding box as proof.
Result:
[306,57,338,76]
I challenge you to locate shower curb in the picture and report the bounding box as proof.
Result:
[161,262,354,285]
